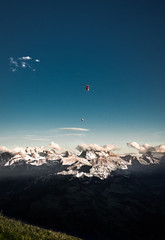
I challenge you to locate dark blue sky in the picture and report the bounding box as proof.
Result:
[0,0,165,152]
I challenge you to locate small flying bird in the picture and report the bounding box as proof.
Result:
[81,118,84,122]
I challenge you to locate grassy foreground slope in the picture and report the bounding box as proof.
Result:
[0,215,81,240]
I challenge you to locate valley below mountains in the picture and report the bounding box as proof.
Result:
[0,147,165,239]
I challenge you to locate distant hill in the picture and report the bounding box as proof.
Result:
[0,214,81,240]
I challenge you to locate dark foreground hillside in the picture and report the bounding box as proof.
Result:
[0,214,81,240]
[0,164,165,240]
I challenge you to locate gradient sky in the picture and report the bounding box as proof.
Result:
[0,0,165,153]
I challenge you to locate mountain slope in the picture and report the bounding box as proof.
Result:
[0,214,81,240]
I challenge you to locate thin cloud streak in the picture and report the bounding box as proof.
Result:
[30,138,50,141]
[53,133,85,137]
[25,135,36,138]
[59,128,90,132]
[25,135,50,141]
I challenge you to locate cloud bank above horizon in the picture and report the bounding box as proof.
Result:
[76,144,118,152]
[0,142,165,154]
[127,142,165,153]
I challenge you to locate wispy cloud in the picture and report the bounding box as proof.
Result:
[30,138,50,141]
[48,141,61,150]
[21,62,26,68]
[19,56,32,60]
[9,56,40,72]
[0,136,20,141]
[11,68,17,72]
[9,57,19,67]
[62,133,84,137]
[59,128,90,132]
[9,57,19,72]
[25,135,36,138]
[53,133,85,137]
[25,135,49,141]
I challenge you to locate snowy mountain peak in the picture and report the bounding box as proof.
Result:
[0,146,165,179]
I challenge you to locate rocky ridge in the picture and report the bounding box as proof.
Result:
[0,147,165,179]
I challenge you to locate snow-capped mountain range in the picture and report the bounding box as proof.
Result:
[0,146,165,179]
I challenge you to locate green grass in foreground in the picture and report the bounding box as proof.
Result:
[0,214,82,240]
